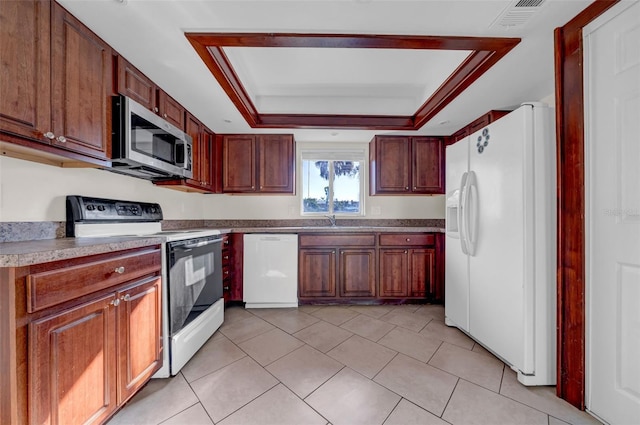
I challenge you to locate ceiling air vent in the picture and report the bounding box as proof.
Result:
[492,0,546,28]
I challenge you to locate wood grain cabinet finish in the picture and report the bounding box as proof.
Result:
[222,134,295,194]
[447,110,511,145]
[116,56,157,111]
[0,246,162,425]
[299,234,375,301]
[0,0,111,164]
[222,233,244,303]
[378,233,437,301]
[370,136,444,195]
[156,90,185,130]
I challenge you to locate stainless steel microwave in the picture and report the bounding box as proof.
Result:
[110,95,193,180]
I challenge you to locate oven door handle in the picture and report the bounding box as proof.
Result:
[174,238,223,250]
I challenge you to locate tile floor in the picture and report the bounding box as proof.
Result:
[108,304,602,425]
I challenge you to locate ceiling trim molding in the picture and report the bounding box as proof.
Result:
[185,33,520,130]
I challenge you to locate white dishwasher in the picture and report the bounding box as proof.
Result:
[243,234,299,308]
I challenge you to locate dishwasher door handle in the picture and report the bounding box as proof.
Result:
[259,236,284,241]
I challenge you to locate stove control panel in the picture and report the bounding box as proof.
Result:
[66,195,163,224]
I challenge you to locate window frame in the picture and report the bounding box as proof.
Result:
[298,143,366,217]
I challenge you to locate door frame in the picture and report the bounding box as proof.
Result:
[553,0,619,409]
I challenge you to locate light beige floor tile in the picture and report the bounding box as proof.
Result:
[218,384,327,425]
[219,315,275,343]
[238,328,305,366]
[223,306,255,323]
[471,342,495,357]
[109,374,199,424]
[327,335,397,378]
[390,304,421,312]
[443,379,548,425]
[429,342,504,392]
[266,345,343,398]
[413,304,445,321]
[244,307,283,319]
[500,369,603,424]
[340,314,396,341]
[419,320,475,350]
[259,309,320,333]
[549,417,571,425]
[293,320,353,352]
[377,327,442,363]
[190,356,278,423]
[306,368,401,425]
[384,399,449,425]
[380,309,432,332]
[161,403,213,425]
[374,353,458,417]
[298,305,324,314]
[311,305,360,325]
[181,336,247,383]
[348,305,393,318]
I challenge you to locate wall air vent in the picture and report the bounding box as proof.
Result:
[492,0,546,28]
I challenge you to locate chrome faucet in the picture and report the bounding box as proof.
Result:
[325,214,337,226]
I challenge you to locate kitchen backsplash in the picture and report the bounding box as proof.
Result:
[1,219,445,243]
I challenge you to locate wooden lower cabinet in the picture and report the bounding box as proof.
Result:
[0,246,162,425]
[379,248,435,299]
[299,249,337,298]
[339,249,376,297]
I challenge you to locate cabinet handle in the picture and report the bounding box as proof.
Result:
[44,131,56,139]
[114,266,125,274]
[404,250,408,254]
[332,250,336,254]
[406,238,411,242]
[224,240,229,245]
[251,186,255,190]
[224,271,230,275]
[153,107,159,113]
[121,294,130,302]
[56,135,66,143]
[163,113,167,118]
[110,298,120,307]
[413,186,417,190]
[223,286,230,291]
[224,255,230,260]
[405,186,409,190]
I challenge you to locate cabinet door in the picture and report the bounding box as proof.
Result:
[51,2,111,160]
[200,127,215,190]
[157,90,185,130]
[223,135,256,192]
[116,57,157,111]
[29,294,117,425]
[117,277,162,404]
[371,136,411,194]
[258,134,294,193]
[0,0,51,143]
[379,249,409,297]
[299,249,337,298]
[339,248,376,297]
[412,137,445,194]
[409,248,435,298]
[185,112,204,184]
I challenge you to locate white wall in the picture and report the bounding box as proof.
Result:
[0,155,445,222]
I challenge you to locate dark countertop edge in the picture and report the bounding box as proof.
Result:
[0,236,164,268]
[0,227,445,268]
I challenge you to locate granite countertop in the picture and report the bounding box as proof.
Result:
[0,226,444,268]
[0,236,164,268]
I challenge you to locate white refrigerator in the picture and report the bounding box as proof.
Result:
[445,103,557,386]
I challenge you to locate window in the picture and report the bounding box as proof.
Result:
[300,146,365,216]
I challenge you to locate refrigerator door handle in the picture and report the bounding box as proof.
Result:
[465,170,479,256]
[459,172,469,255]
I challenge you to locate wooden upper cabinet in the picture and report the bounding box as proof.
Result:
[157,90,185,130]
[446,110,511,146]
[222,134,294,194]
[116,56,157,111]
[0,0,51,144]
[412,137,444,193]
[370,135,444,195]
[258,134,295,193]
[50,2,112,160]
[222,135,256,192]
[0,0,111,163]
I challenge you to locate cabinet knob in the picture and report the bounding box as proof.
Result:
[110,298,120,307]
[405,186,409,190]
[413,186,417,190]
[56,135,66,143]
[114,266,125,274]
[224,255,230,260]
[404,250,408,254]
[153,107,159,113]
[163,113,167,118]
[44,131,56,139]
[223,286,230,291]
[121,294,131,302]
[224,270,230,275]
[406,238,411,242]
[251,186,255,190]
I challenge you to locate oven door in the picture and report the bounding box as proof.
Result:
[167,236,223,337]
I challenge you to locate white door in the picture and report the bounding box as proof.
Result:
[445,139,470,331]
[585,2,640,424]
[467,106,530,373]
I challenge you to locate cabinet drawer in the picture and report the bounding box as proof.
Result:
[299,234,375,247]
[27,247,161,313]
[379,233,435,246]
